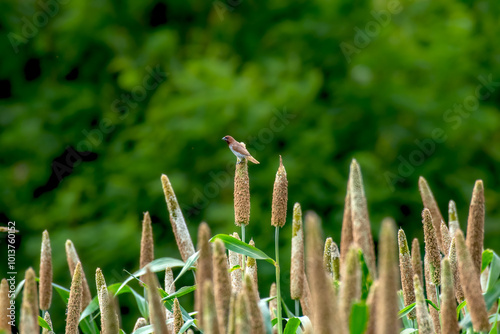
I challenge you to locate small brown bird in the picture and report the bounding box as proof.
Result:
[222,135,260,164]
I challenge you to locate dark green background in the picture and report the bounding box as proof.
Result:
[1,0,499,332]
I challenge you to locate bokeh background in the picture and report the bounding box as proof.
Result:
[1,0,500,332]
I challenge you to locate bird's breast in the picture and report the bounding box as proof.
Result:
[229,145,246,158]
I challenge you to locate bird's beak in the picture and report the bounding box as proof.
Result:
[221,137,225,141]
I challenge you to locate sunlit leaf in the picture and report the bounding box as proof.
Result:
[284,317,301,334]
[482,249,494,272]
[38,316,51,330]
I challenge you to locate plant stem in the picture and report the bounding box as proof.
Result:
[295,300,299,317]
[275,226,283,334]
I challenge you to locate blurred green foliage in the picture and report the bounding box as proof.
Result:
[1,0,500,331]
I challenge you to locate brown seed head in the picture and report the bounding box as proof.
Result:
[375,218,399,334]
[65,240,91,310]
[145,268,170,334]
[456,230,490,332]
[305,211,343,334]
[0,279,11,334]
[340,187,353,271]
[195,222,213,329]
[229,232,243,294]
[140,212,155,279]
[271,155,288,228]
[100,286,120,334]
[95,268,109,334]
[291,202,304,300]
[66,262,83,334]
[234,158,250,226]
[22,267,39,333]
[246,239,258,291]
[424,255,441,333]
[300,275,312,318]
[413,274,435,334]
[269,283,277,320]
[349,159,377,279]
[398,229,415,319]
[411,238,423,286]
[235,291,250,334]
[440,220,451,256]
[243,274,265,334]
[96,268,107,294]
[213,239,231,333]
[203,281,219,334]
[42,312,53,334]
[422,208,441,285]
[161,174,195,262]
[39,230,53,311]
[465,180,485,276]
[21,301,37,334]
[448,237,464,303]
[132,317,148,331]
[418,176,444,251]
[173,298,184,334]
[165,267,175,294]
[323,237,334,277]
[227,293,237,334]
[340,246,361,329]
[441,258,460,334]
[166,282,175,334]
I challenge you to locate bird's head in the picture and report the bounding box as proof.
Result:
[222,135,234,144]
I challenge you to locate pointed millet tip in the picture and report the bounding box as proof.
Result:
[422,208,432,220]
[214,238,225,254]
[398,228,405,238]
[278,155,286,172]
[474,179,484,192]
[293,203,301,217]
[454,230,466,250]
[349,158,361,182]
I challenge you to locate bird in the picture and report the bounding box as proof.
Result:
[222,135,260,164]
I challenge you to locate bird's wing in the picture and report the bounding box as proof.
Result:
[233,142,252,156]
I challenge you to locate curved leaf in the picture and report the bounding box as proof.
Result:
[173,250,199,285]
[116,257,186,294]
[284,317,301,334]
[211,234,275,265]
[38,316,51,330]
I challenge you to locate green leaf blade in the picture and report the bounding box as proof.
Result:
[211,234,275,265]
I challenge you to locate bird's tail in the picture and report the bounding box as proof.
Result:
[246,156,260,164]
